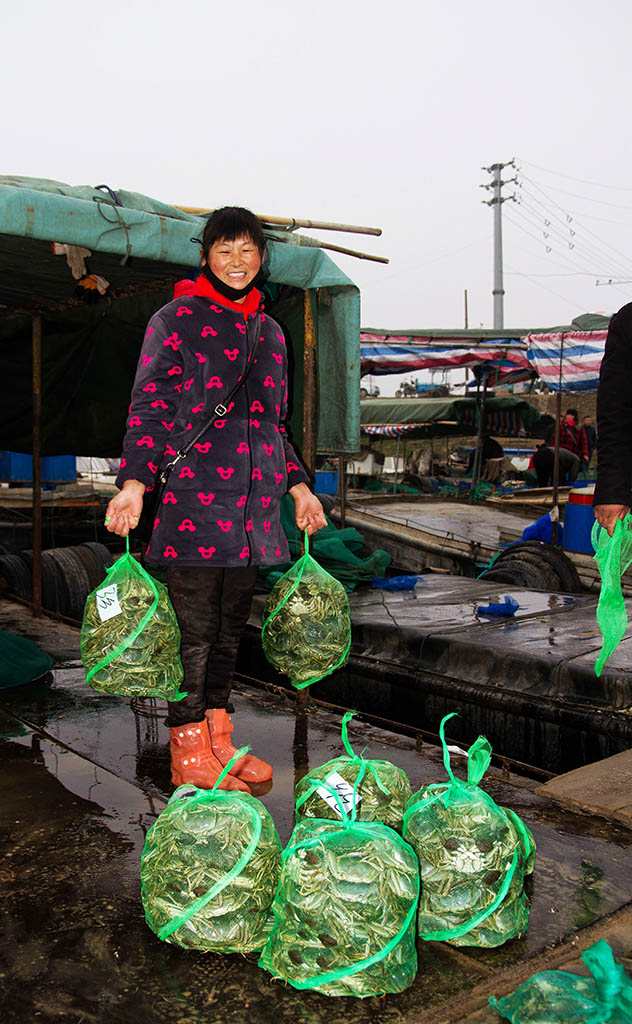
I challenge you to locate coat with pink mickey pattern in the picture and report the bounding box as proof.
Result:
[116,294,309,566]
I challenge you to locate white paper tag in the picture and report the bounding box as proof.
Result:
[95,583,122,622]
[316,771,361,818]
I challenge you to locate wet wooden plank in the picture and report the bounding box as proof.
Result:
[536,748,632,828]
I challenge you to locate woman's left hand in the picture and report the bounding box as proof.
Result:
[289,483,327,536]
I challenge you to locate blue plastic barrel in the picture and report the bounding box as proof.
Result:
[563,484,595,554]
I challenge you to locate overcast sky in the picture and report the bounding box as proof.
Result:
[6,0,632,338]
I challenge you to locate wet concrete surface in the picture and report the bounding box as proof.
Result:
[1,597,632,1021]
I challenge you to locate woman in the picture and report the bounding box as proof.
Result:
[105,206,326,792]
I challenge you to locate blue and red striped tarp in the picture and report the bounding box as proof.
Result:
[525,331,607,392]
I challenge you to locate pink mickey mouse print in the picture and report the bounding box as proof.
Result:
[136,435,154,447]
[176,306,193,317]
[263,521,271,533]
[153,517,160,531]
[261,496,271,508]
[142,383,157,393]
[217,520,232,532]
[198,492,215,505]
[147,462,158,474]
[201,326,218,338]
[251,468,263,481]
[168,365,182,376]
[178,519,196,532]
[163,492,178,504]
[263,376,275,388]
[120,458,127,468]
[207,377,223,389]
[217,467,235,480]
[239,547,249,559]
[250,419,260,428]
[213,420,227,429]
[165,444,177,456]
[163,333,182,350]
[145,326,154,338]
[271,352,283,364]
[236,495,247,508]
[209,304,224,314]
[179,467,195,479]
[150,400,168,410]
[161,421,174,431]
[234,322,246,335]
[142,354,153,367]
[274,472,284,484]
[276,332,284,344]
[236,442,250,454]
[194,352,207,362]
[260,546,266,558]
[286,461,300,472]
[129,416,143,428]
[263,444,274,456]
[183,378,194,391]
[192,403,204,414]
[224,349,239,360]
[275,546,282,557]
[245,520,253,532]
[250,401,264,413]
[194,442,212,453]
[163,546,178,558]
[198,546,216,559]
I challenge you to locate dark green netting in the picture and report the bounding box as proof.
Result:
[259,779,419,997]
[295,711,412,832]
[258,494,390,592]
[489,939,632,1023]
[0,629,54,688]
[403,713,535,948]
[141,750,282,953]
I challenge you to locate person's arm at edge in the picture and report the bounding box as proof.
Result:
[594,304,632,534]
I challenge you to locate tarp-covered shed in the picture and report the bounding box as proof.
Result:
[0,176,362,456]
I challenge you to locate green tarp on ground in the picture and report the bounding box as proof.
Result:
[0,177,361,456]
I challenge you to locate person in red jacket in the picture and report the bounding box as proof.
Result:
[104,206,326,792]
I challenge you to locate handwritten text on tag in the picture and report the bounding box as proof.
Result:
[96,583,122,622]
[316,771,361,818]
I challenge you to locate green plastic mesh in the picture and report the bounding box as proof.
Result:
[141,752,281,953]
[592,515,632,677]
[489,939,632,1022]
[81,538,184,700]
[295,711,412,832]
[261,532,351,689]
[403,713,535,948]
[258,782,419,997]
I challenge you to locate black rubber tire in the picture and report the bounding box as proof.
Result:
[494,541,582,593]
[479,564,533,587]
[0,553,32,601]
[493,551,561,591]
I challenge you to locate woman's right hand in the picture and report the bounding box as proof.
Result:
[104,480,146,537]
[594,503,629,536]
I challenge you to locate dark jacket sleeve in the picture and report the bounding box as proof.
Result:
[594,303,632,506]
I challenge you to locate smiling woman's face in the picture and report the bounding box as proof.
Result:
[205,234,262,291]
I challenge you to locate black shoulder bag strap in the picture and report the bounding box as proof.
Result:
[137,313,261,534]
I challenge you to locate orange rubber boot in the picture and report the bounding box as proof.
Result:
[169,720,250,792]
[206,709,273,783]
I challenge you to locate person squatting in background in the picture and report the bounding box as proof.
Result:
[105,206,327,792]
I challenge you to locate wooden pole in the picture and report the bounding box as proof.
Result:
[32,313,43,616]
[551,335,564,545]
[173,207,382,236]
[315,241,389,264]
[337,451,346,528]
[299,291,318,709]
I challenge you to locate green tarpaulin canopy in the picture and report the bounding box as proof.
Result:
[0,177,361,456]
[360,395,543,439]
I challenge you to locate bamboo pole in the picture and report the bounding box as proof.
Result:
[551,335,564,545]
[299,291,318,710]
[32,313,42,617]
[174,207,382,236]
[315,241,389,264]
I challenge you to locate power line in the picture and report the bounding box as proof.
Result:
[517,158,632,192]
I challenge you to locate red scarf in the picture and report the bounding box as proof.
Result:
[194,275,261,319]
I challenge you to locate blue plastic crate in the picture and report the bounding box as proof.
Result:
[315,470,337,495]
[0,451,76,485]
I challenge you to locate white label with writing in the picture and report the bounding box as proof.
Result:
[96,583,122,622]
[316,771,361,818]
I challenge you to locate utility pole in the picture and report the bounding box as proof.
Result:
[481,160,517,329]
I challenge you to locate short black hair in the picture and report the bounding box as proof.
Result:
[565,408,578,420]
[201,206,265,258]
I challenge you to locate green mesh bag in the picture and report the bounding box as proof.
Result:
[141,748,282,953]
[261,532,351,689]
[490,939,632,1022]
[258,779,419,997]
[403,713,535,948]
[81,537,184,700]
[592,515,632,677]
[295,711,413,833]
